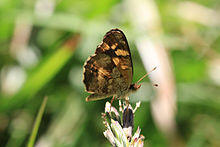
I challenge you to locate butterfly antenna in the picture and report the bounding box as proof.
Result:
[137,67,157,84]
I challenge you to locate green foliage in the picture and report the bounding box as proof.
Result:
[0,0,220,147]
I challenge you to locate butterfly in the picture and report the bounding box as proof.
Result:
[83,29,142,102]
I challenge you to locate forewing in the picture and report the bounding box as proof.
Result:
[96,29,133,84]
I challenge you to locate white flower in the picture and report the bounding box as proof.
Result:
[103,101,144,147]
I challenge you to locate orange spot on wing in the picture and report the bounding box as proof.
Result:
[102,42,110,50]
[121,65,129,69]
[111,43,118,50]
[115,49,129,56]
[112,57,120,66]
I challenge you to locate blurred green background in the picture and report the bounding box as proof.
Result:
[0,0,220,146]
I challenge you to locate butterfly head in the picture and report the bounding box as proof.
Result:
[128,67,157,94]
[129,83,141,92]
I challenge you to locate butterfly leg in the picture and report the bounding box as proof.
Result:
[110,96,115,106]
[119,100,123,112]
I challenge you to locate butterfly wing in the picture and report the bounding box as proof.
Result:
[83,29,133,101]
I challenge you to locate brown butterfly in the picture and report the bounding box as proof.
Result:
[83,29,143,102]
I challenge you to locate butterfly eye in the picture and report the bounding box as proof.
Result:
[134,84,141,89]
[129,84,141,91]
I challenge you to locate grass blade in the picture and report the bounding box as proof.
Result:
[27,96,48,147]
